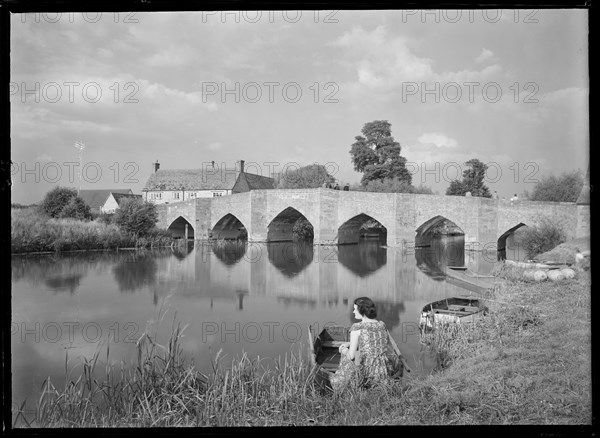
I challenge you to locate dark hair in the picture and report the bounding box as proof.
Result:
[354,297,377,319]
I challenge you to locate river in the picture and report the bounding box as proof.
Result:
[11,236,499,419]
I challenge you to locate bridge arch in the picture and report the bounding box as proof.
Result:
[167,215,195,239]
[416,215,465,238]
[415,215,465,266]
[211,213,248,240]
[338,213,387,245]
[497,222,528,261]
[267,207,314,242]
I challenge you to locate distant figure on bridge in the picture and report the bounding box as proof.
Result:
[510,194,518,205]
[334,182,340,190]
[343,183,350,191]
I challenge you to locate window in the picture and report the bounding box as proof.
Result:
[213,192,222,197]
[174,192,180,199]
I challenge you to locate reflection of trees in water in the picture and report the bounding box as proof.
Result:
[11,249,176,290]
[337,240,387,277]
[211,241,247,266]
[112,253,158,293]
[415,236,464,280]
[45,274,83,294]
[277,296,318,310]
[267,241,313,278]
[346,300,405,331]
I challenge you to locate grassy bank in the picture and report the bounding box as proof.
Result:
[11,208,175,254]
[13,265,591,427]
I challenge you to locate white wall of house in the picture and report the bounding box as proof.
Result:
[100,194,119,213]
[144,190,231,204]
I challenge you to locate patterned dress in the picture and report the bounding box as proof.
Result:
[353,320,389,386]
[330,320,389,391]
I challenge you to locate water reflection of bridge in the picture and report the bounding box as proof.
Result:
[145,241,471,308]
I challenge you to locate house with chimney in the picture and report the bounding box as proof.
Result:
[142,160,275,205]
[78,189,142,214]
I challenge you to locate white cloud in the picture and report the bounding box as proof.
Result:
[417,133,458,148]
[35,153,53,162]
[475,48,496,64]
[329,26,504,104]
[205,142,222,151]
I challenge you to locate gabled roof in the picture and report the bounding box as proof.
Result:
[143,169,266,191]
[143,169,238,191]
[239,172,275,190]
[112,193,142,207]
[78,189,133,209]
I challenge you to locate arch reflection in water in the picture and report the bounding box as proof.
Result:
[172,242,194,260]
[337,239,387,277]
[267,241,314,278]
[415,235,465,280]
[211,240,248,266]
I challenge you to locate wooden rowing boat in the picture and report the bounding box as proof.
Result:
[308,324,408,390]
[419,296,489,331]
[445,265,500,293]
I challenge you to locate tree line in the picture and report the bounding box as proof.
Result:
[275,119,585,202]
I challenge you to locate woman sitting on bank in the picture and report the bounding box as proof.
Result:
[331,297,389,391]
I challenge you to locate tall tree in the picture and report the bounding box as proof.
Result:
[529,170,583,202]
[350,120,412,186]
[445,159,492,198]
[276,164,335,189]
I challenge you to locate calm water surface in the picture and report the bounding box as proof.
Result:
[12,237,497,416]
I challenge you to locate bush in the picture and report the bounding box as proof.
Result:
[39,187,78,218]
[114,198,158,237]
[520,217,567,259]
[292,218,314,240]
[96,212,116,225]
[530,170,583,202]
[359,178,434,194]
[58,196,92,221]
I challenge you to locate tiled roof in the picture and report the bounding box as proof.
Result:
[78,189,133,209]
[239,172,275,190]
[143,169,238,191]
[112,193,142,207]
[143,169,273,191]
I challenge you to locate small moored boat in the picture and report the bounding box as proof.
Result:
[419,296,488,331]
[444,265,499,293]
[308,324,408,389]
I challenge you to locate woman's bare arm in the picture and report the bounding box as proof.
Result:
[346,329,360,360]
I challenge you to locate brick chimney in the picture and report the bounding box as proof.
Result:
[239,160,245,173]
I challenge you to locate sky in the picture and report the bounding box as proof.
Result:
[10,9,589,204]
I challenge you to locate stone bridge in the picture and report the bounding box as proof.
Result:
[156,188,582,250]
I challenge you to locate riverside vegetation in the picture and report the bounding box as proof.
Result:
[12,261,591,427]
[11,206,175,254]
